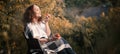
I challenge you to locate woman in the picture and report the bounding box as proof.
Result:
[23,4,76,54]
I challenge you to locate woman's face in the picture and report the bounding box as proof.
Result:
[33,5,41,17]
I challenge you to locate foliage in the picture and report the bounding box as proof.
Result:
[0,0,30,54]
[0,0,120,54]
[0,0,72,54]
[64,0,101,7]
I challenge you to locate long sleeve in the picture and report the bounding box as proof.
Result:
[45,22,51,37]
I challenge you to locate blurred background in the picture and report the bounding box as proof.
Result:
[0,0,120,54]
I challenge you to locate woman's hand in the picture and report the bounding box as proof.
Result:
[39,38,48,44]
[53,33,61,40]
[44,13,51,23]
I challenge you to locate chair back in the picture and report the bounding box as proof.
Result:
[23,32,45,54]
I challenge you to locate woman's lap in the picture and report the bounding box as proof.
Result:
[41,38,76,54]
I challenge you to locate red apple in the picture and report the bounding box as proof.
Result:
[55,33,61,38]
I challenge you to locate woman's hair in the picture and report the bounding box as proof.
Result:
[23,5,42,25]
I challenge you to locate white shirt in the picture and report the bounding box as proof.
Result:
[25,21,48,40]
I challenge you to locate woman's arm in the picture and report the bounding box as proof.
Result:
[45,22,51,37]
[44,14,51,37]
